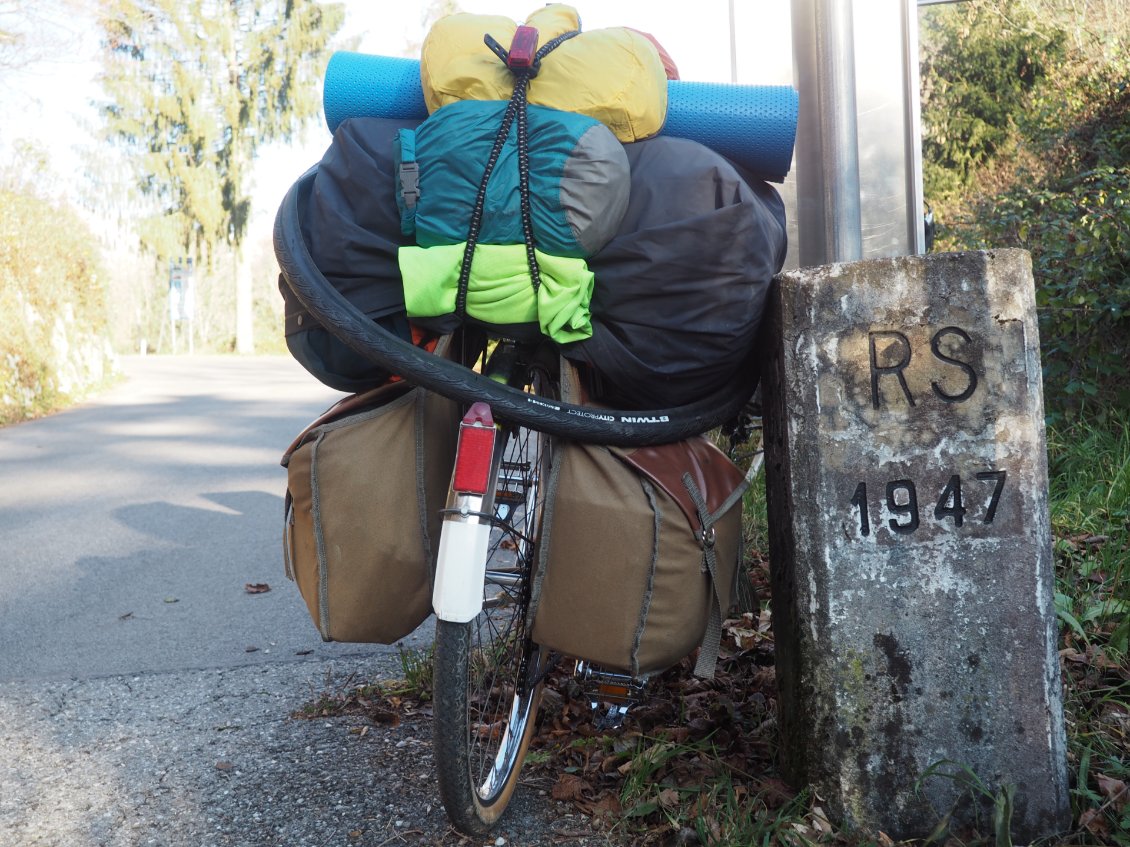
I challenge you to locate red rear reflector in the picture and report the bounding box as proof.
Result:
[453,403,496,494]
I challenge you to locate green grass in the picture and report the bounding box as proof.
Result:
[1047,419,1130,845]
[1049,418,1130,662]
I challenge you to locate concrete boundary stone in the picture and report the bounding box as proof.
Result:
[759,250,1069,840]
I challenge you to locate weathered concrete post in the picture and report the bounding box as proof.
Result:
[760,250,1070,840]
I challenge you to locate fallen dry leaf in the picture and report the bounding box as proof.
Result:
[1079,807,1112,838]
[1088,648,1123,670]
[590,793,622,817]
[1097,773,1128,810]
[727,624,760,651]
[753,777,796,808]
[811,805,834,834]
[372,710,400,726]
[551,773,592,802]
[474,720,503,740]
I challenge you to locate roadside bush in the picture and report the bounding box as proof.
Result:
[921,2,1129,422]
[920,0,1065,198]
[0,186,117,423]
[948,69,1130,422]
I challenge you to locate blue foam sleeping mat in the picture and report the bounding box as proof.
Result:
[322,51,798,183]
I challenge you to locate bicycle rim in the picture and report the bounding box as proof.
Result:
[433,379,552,834]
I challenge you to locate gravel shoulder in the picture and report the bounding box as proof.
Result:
[0,655,615,847]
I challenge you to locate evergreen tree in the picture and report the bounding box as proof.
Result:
[97,0,344,352]
[921,0,1129,417]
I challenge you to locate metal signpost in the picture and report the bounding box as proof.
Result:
[168,258,195,355]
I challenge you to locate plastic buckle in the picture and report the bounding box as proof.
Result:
[399,161,420,209]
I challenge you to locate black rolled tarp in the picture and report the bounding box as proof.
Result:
[565,135,787,409]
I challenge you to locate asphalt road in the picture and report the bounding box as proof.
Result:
[0,356,607,846]
[0,354,430,681]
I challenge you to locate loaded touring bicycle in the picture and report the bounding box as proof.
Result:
[275,5,796,834]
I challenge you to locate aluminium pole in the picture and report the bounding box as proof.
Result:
[791,0,863,266]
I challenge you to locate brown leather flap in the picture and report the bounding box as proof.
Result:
[615,437,745,532]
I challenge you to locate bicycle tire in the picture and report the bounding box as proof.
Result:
[273,169,761,446]
[432,374,553,835]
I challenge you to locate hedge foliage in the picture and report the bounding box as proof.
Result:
[920,1,1066,196]
[921,1,1129,423]
[0,184,115,423]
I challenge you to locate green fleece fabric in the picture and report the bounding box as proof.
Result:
[399,243,594,344]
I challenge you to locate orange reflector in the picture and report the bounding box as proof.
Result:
[453,402,495,494]
[598,683,630,700]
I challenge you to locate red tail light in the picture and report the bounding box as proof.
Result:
[453,402,496,495]
[507,26,539,69]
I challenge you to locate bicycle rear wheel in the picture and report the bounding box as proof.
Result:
[432,370,553,835]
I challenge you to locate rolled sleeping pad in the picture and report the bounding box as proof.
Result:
[322,51,798,183]
[662,80,797,184]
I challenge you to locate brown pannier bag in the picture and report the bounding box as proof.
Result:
[281,380,460,643]
[530,364,748,678]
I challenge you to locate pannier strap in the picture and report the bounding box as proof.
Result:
[684,471,749,679]
[396,129,419,213]
[309,431,333,640]
[414,389,433,571]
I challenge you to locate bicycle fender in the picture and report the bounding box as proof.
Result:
[432,516,491,622]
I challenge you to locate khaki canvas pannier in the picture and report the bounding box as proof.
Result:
[281,380,460,643]
[530,362,748,678]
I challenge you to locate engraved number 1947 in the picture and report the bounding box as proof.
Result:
[849,471,1007,536]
